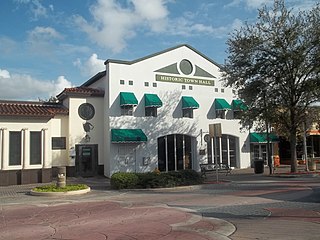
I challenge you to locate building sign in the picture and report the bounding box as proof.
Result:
[155,74,214,86]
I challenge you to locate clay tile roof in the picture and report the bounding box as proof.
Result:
[0,101,69,118]
[56,87,104,100]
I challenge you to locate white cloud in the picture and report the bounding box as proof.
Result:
[74,0,215,53]
[26,26,63,56]
[15,0,49,20]
[73,54,105,77]
[28,26,63,41]
[0,69,10,78]
[0,69,72,100]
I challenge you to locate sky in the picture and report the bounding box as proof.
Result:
[0,0,318,101]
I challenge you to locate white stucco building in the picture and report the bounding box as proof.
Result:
[1,44,258,185]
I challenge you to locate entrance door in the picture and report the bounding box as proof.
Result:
[157,134,193,172]
[75,144,98,177]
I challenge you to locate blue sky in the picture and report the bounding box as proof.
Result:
[0,0,317,100]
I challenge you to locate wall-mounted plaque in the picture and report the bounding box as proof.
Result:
[78,103,95,120]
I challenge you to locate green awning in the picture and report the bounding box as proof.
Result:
[144,93,162,107]
[182,96,199,109]
[120,92,138,106]
[250,132,279,143]
[111,129,147,143]
[232,99,248,111]
[215,98,231,110]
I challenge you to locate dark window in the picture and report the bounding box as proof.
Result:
[216,110,226,119]
[121,105,134,116]
[9,131,21,166]
[233,110,241,119]
[215,88,218,92]
[129,80,133,85]
[157,137,166,171]
[145,107,157,117]
[183,109,193,118]
[221,88,225,93]
[189,86,193,90]
[167,135,175,171]
[30,131,41,165]
[153,82,157,87]
[120,79,125,85]
[182,85,186,90]
[144,82,149,87]
[52,137,66,150]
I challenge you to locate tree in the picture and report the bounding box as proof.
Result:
[222,0,320,173]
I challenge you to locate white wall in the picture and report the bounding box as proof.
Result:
[67,96,104,166]
[0,119,51,170]
[103,45,251,176]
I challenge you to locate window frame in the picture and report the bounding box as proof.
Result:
[121,105,134,116]
[216,109,226,119]
[9,131,22,166]
[30,131,42,165]
[145,107,158,117]
[182,108,194,118]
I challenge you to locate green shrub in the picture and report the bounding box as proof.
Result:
[33,184,88,192]
[111,170,203,189]
[110,172,140,189]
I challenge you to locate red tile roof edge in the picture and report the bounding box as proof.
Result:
[0,101,69,118]
[56,87,105,100]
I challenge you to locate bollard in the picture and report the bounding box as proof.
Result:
[57,166,66,188]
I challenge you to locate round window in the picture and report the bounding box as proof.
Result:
[78,103,95,120]
[179,59,193,75]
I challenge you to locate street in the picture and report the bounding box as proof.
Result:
[0,168,319,240]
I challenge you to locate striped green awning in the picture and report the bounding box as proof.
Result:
[215,98,231,110]
[232,99,248,111]
[111,129,147,143]
[145,93,162,107]
[182,96,199,109]
[120,92,138,106]
[250,132,279,143]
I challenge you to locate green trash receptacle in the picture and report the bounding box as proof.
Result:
[254,159,264,174]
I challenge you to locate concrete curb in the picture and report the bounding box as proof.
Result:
[29,187,91,196]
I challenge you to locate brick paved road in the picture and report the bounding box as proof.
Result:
[0,167,319,240]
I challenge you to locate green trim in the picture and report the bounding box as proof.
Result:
[215,98,231,110]
[232,100,248,111]
[111,129,147,143]
[120,92,138,106]
[144,94,162,107]
[182,96,199,109]
[250,132,278,143]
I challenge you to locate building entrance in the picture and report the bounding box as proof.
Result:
[157,134,193,172]
[75,144,98,177]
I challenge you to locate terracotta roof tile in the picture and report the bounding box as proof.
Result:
[56,87,104,100]
[0,101,69,118]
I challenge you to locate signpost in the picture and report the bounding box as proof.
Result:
[209,123,222,182]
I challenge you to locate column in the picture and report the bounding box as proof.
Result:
[0,128,3,170]
[1,129,8,170]
[174,134,177,171]
[227,136,230,166]
[165,136,168,172]
[42,128,50,168]
[21,128,28,169]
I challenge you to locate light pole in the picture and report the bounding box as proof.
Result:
[302,121,309,172]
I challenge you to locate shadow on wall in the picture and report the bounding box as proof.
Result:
[109,89,200,174]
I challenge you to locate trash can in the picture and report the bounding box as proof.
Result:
[308,159,317,171]
[254,159,264,174]
[57,166,66,188]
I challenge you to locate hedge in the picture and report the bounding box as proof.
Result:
[110,170,203,189]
